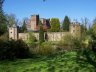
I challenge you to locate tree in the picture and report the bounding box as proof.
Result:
[39,20,45,44]
[0,0,7,36]
[62,16,70,31]
[21,19,27,32]
[6,14,17,27]
[26,32,36,48]
[88,18,96,40]
[0,0,4,12]
[49,18,60,32]
[91,22,96,39]
[81,18,89,35]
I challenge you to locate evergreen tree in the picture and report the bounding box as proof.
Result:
[62,16,70,31]
[22,20,27,32]
[49,18,60,32]
[39,20,45,44]
[0,0,7,36]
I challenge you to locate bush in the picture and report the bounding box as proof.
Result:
[72,38,82,50]
[39,42,53,55]
[26,32,37,48]
[0,39,30,60]
[0,33,9,41]
[60,34,73,45]
[32,42,54,56]
[91,40,96,52]
[58,34,82,51]
[58,34,73,51]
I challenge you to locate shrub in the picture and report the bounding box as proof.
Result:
[58,34,82,51]
[91,40,96,52]
[0,39,30,60]
[39,42,53,55]
[58,34,74,50]
[72,38,82,50]
[60,34,73,45]
[0,33,9,41]
[33,42,54,56]
[26,32,37,48]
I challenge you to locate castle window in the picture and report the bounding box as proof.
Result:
[10,32,12,33]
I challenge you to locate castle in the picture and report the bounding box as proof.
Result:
[9,15,81,42]
[27,15,50,31]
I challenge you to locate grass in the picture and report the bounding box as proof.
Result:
[0,51,95,72]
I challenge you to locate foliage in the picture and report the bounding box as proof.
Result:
[21,19,27,32]
[49,18,60,32]
[62,16,70,31]
[0,0,7,36]
[38,42,54,56]
[87,25,93,36]
[91,40,96,52]
[0,32,9,41]
[81,18,88,32]
[91,23,96,39]
[0,51,95,72]
[81,24,86,34]
[39,20,45,44]
[26,32,36,48]
[6,14,17,27]
[86,18,96,40]
[58,34,73,51]
[0,39,30,60]
[58,34,82,51]
[77,47,96,70]
[60,34,73,45]
[81,21,88,39]
[30,42,53,56]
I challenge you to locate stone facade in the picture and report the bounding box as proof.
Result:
[9,22,81,41]
[70,22,81,37]
[27,15,50,31]
[18,33,39,41]
[47,32,70,41]
[40,18,50,31]
[28,15,39,31]
[9,25,18,40]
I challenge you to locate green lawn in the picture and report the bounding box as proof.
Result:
[0,51,95,72]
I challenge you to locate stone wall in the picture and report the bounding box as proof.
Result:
[47,32,70,41]
[18,33,39,41]
[18,32,70,41]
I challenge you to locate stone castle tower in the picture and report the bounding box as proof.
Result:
[28,15,39,31]
[27,15,50,31]
[9,24,18,40]
[70,22,81,37]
